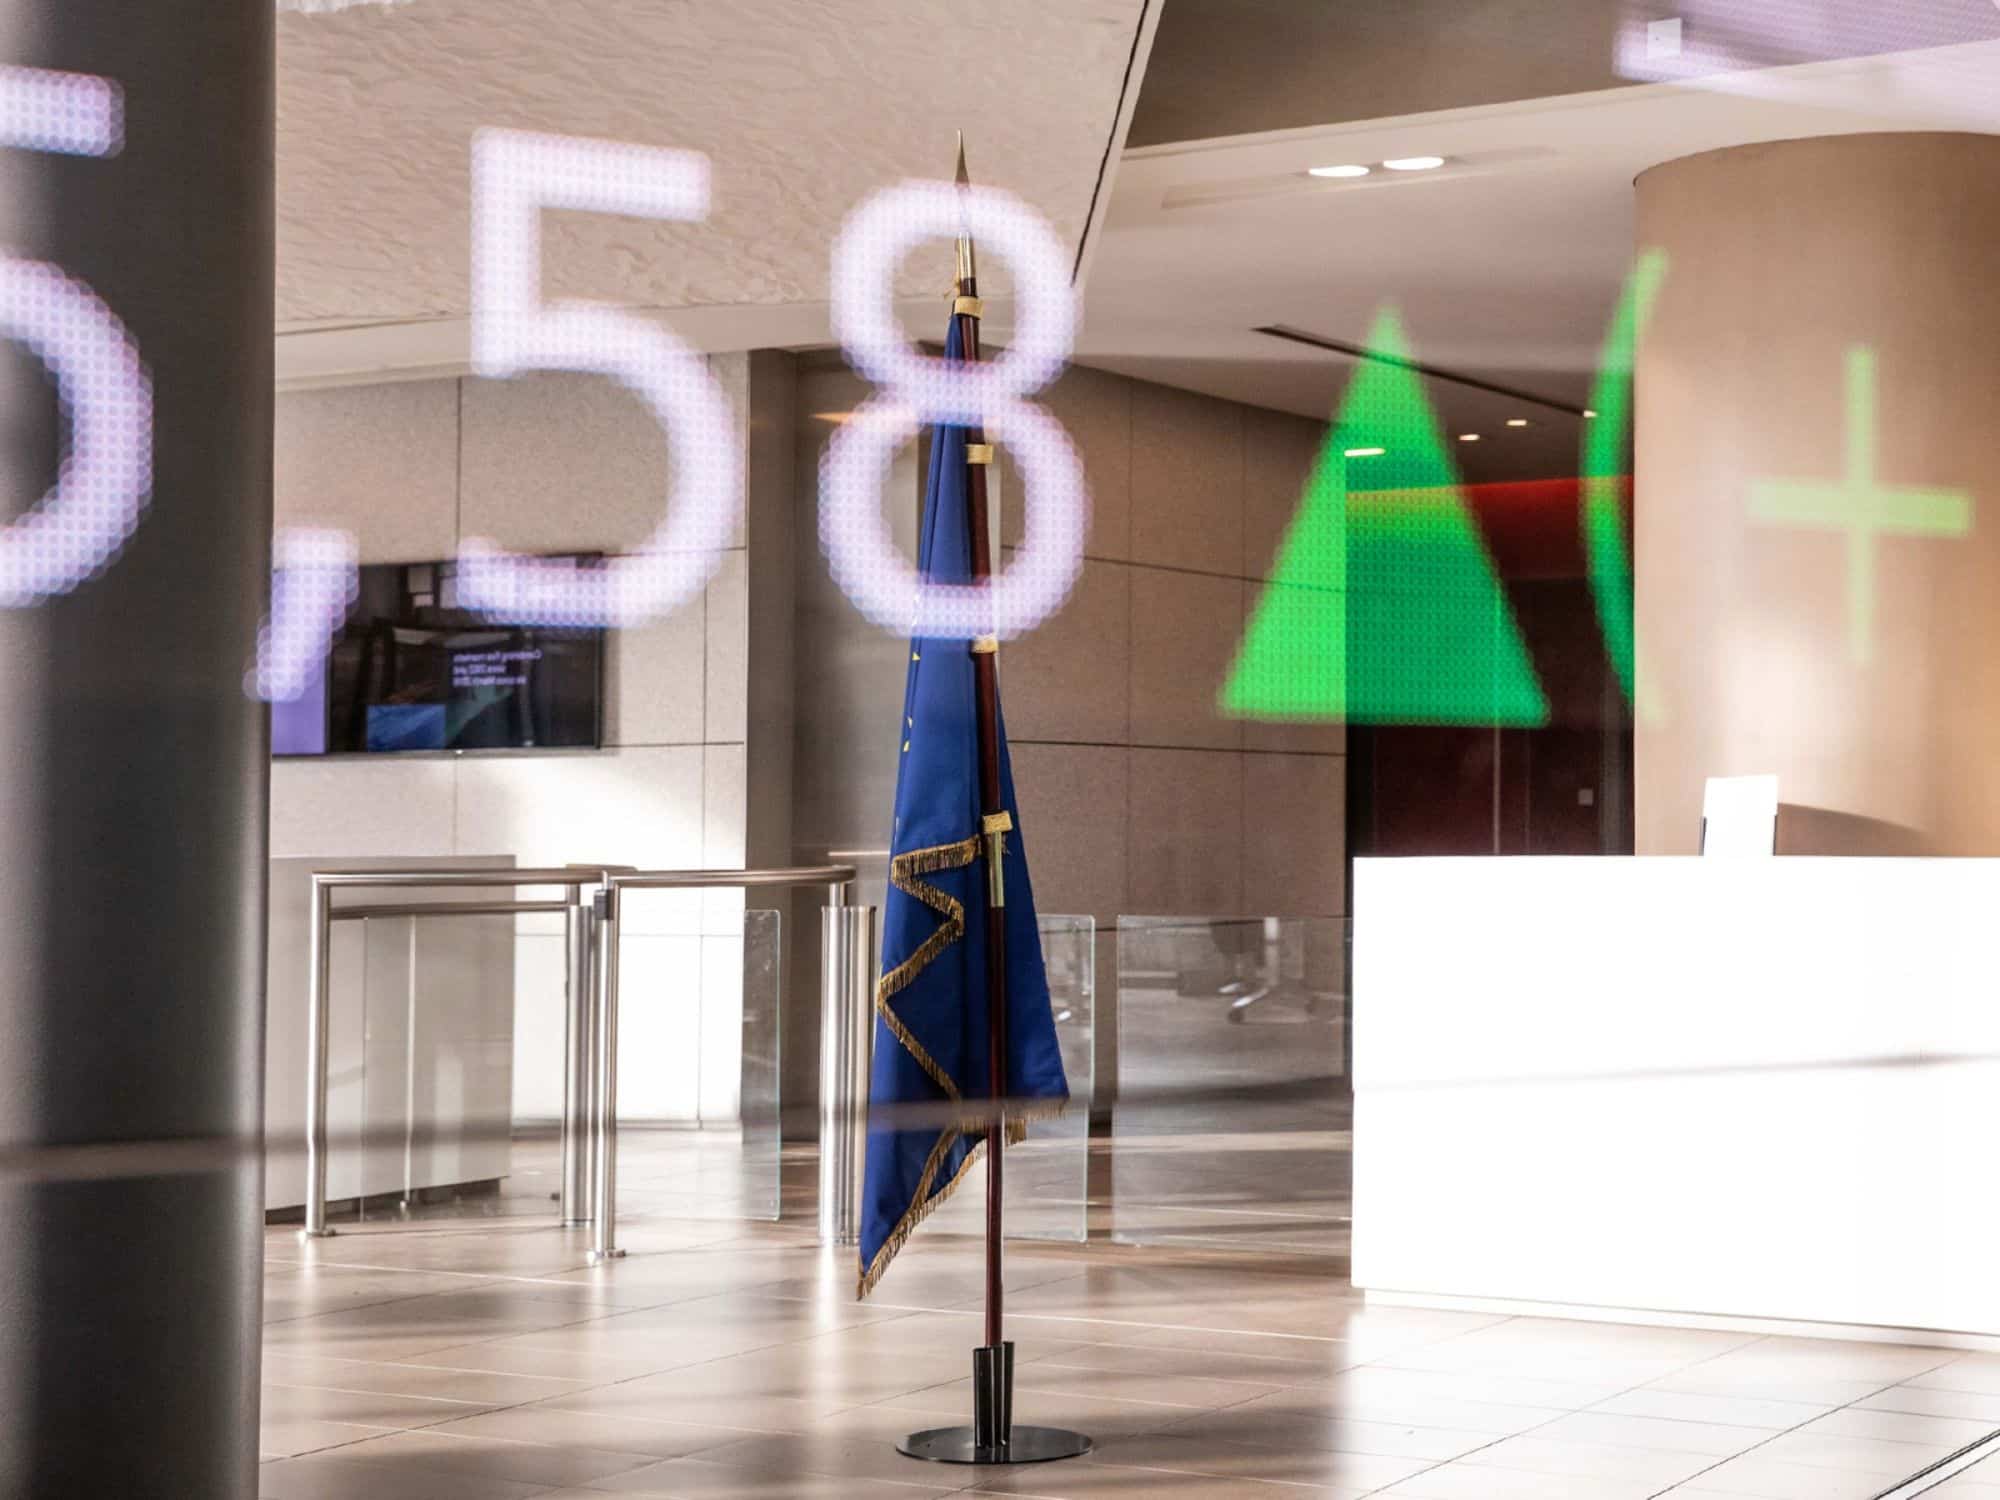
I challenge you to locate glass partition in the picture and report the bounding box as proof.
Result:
[925,913,1095,1245]
[1009,914,1095,1243]
[340,907,521,1228]
[615,906,783,1223]
[1111,915,1349,1257]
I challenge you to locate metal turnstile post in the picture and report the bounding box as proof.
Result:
[302,877,336,1239]
[561,886,596,1226]
[819,903,878,1246]
[588,884,626,1262]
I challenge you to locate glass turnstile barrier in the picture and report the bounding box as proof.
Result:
[926,914,1096,1245]
[608,905,784,1224]
[1110,914,1349,1258]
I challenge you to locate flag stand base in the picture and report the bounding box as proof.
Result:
[897,1343,1092,1466]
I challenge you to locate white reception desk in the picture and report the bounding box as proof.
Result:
[1353,856,2000,1342]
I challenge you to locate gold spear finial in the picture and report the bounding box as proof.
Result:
[954,131,977,291]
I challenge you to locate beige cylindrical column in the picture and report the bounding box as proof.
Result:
[1634,133,2000,855]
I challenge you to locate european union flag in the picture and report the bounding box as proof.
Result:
[856,315,1070,1298]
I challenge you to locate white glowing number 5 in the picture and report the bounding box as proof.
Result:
[0,67,151,607]
[457,130,741,626]
[819,181,1087,639]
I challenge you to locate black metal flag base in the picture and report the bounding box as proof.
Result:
[897,1343,1093,1466]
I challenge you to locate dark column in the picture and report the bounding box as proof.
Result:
[0,3,272,1495]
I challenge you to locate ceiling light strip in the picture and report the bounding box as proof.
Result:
[1253,324,1588,418]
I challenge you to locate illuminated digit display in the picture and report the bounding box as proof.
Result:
[250,528,360,703]
[818,178,1088,640]
[1223,307,1546,726]
[456,128,742,628]
[0,67,153,608]
[1583,250,1664,710]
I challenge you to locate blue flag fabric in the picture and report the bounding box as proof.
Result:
[856,315,1070,1298]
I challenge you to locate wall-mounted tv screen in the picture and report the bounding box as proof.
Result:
[273,557,604,757]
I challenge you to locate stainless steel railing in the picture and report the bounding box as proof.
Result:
[818,903,878,1246]
[590,866,856,1262]
[299,862,863,1259]
[301,867,620,1239]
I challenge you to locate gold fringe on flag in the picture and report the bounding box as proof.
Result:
[857,833,1064,1299]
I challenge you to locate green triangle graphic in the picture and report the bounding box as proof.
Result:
[1222,308,1549,726]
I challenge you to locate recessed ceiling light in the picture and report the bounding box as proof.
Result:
[1506,418,1530,428]
[1343,447,1386,458]
[1307,163,1370,179]
[1383,155,1447,172]
[1458,433,1480,442]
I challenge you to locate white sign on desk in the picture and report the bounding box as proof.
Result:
[1702,773,1778,856]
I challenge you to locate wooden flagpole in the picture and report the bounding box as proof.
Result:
[949,136,1012,1359]
[897,138,1090,1469]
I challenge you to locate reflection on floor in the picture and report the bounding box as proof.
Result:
[265,1135,2000,1499]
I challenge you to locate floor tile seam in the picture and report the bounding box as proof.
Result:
[858,1305,1362,1345]
[261,1377,499,1415]
[1900,1375,2000,1400]
[490,1323,880,1396]
[286,1255,584,1284]
[1583,1394,1835,1429]
[484,1392,836,1448]
[1335,1356,1628,1409]
[1644,1371,1968,1496]
[1871,1391,2000,1417]
[1349,1346,1750,1499]
[690,1451,989,1497]
[1069,1452,1363,1493]
[886,1372,1224,1417]
[258,1417,402,1458]
[262,1420,430,1466]
[575,1281,822,1320]
[259,1280,524,1330]
[336,1421,686,1468]
[1023,1356,1303,1394]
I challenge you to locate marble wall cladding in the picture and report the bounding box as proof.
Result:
[704,549,751,745]
[269,756,459,860]
[1243,403,1326,581]
[1130,381,1244,574]
[604,584,708,748]
[980,364,1343,926]
[1002,558,1131,745]
[1000,363,1134,560]
[1242,751,1348,919]
[457,370,678,555]
[1009,743,1130,923]
[276,380,461,563]
[1128,748,1246,915]
[1129,568,1244,751]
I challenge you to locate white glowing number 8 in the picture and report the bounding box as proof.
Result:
[0,67,152,608]
[820,181,1087,639]
[456,129,741,627]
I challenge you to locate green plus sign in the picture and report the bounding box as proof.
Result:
[1749,346,1971,666]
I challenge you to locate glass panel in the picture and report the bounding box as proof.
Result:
[1009,914,1094,1243]
[614,906,782,1223]
[350,914,403,1225]
[1112,915,1349,1257]
[924,913,1095,1245]
[345,906,522,1226]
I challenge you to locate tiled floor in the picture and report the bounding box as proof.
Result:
[263,1143,2000,1499]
